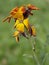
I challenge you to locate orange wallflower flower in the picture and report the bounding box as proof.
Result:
[3,4,39,22]
[3,4,39,42]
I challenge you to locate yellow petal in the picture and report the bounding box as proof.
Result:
[31,26,36,36]
[23,18,30,30]
[15,36,19,42]
[16,23,24,33]
[14,20,20,28]
[13,31,19,37]
[17,13,24,20]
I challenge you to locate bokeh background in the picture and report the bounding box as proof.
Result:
[0,0,49,65]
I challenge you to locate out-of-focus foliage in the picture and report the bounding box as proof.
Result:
[0,0,49,65]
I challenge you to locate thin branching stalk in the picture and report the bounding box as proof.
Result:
[33,51,41,65]
[29,36,41,65]
[33,37,36,51]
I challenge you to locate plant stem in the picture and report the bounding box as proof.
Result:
[30,36,41,65]
[33,37,36,51]
[33,51,41,65]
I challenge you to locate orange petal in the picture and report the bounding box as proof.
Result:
[10,11,16,16]
[19,6,26,13]
[27,4,39,10]
[10,7,18,14]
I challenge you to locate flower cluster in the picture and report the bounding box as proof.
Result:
[3,4,39,42]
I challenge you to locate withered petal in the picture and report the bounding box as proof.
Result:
[21,32,28,39]
[13,31,19,37]
[2,15,12,23]
[31,26,36,37]
[15,36,19,42]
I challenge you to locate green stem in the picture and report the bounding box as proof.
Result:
[30,37,41,65]
[33,37,36,51]
[33,51,41,65]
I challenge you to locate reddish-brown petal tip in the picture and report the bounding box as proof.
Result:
[27,4,39,10]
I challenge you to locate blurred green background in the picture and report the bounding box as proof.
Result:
[0,0,49,65]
